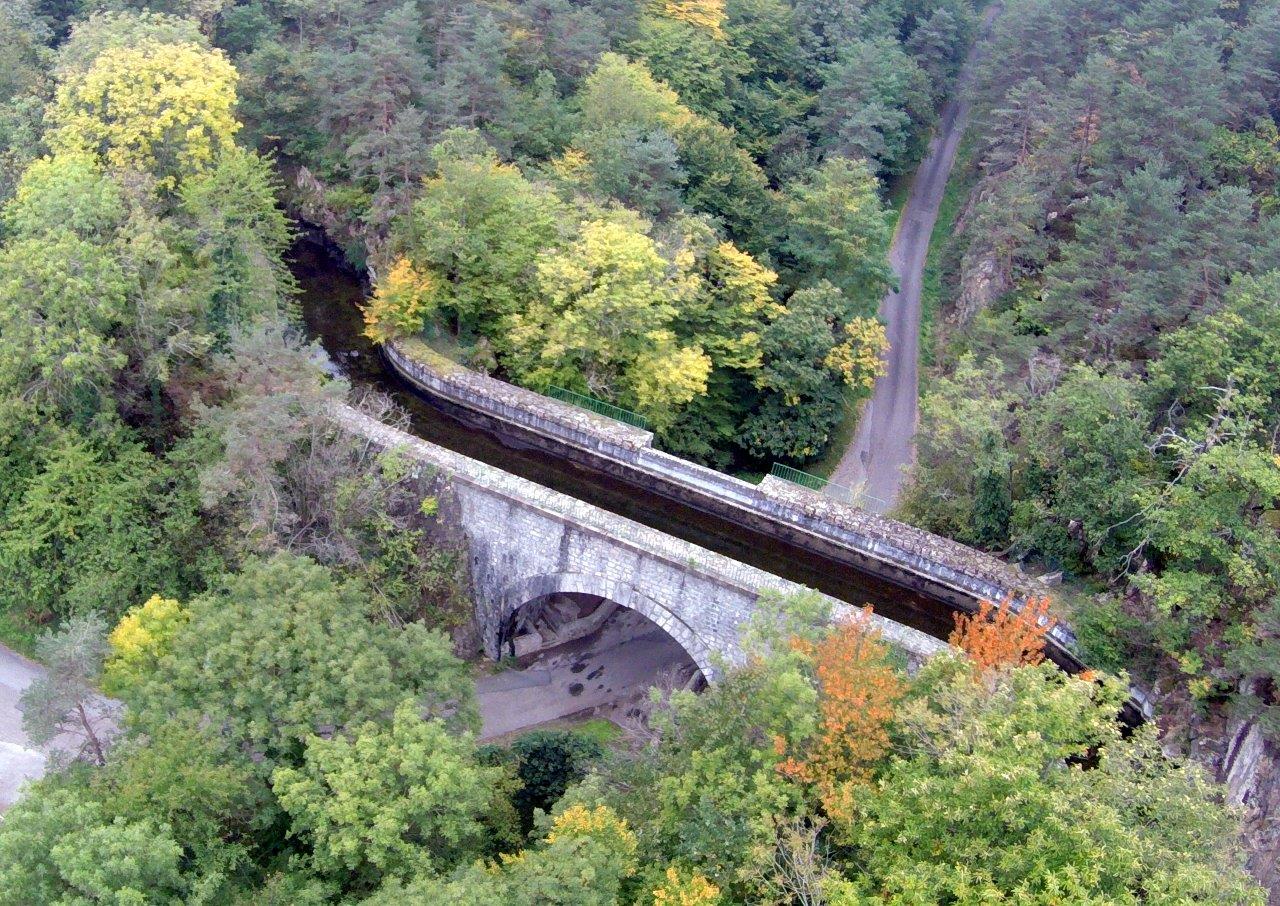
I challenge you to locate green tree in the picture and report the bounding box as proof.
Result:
[584,648,817,900]
[905,3,975,102]
[364,804,639,906]
[0,228,129,418]
[0,434,200,623]
[576,53,685,135]
[576,125,687,218]
[971,433,1011,550]
[813,37,931,173]
[130,553,477,775]
[780,156,893,304]
[273,700,499,888]
[52,10,207,77]
[402,133,566,336]
[843,657,1262,903]
[899,355,1016,544]
[1130,410,1280,672]
[0,784,188,906]
[743,281,883,460]
[94,717,262,874]
[1034,164,1259,362]
[178,148,296,342]
[1015,366,1151,572]
[318,2,430,230]
[629,14,740,124]
[506,729,606,831]
[506,69,579,162]
[673,115,776,256]
[1150,270,1280,434]
[432,10,513,135]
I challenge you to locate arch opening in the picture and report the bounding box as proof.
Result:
[477,577,711,739]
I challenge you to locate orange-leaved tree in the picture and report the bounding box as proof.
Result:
[949,596,1055,670]
[779,607,904,825]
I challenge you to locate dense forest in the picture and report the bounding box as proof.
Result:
[0,0,1275,901]
[257,0,978,466]
[903,0,1280,777]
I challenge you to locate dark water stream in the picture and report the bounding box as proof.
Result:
[291,235,958,640]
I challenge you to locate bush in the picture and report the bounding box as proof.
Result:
[510,730,606,831]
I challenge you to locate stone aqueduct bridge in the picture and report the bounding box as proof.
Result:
[338,343,1152,720]
[337,404,948,676]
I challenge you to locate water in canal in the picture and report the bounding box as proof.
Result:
[290,235,958,641]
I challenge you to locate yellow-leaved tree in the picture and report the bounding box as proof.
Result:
[654,0,726,37]
[653,865,723,904]
[48,39,240,191]
[630,342,713,425]
[824,316,888,392]
[103,594,190,696]
[364,257,440,343]
[509,216,711,427]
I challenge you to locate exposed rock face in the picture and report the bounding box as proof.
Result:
[1223,719,1280,900]
[952,246,1010,327]
[1158,680,1280,901]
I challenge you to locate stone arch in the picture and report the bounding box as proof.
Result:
[494,572,717,682]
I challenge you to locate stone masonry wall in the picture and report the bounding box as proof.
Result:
[332,403,947,678]
[385,341,1045,609]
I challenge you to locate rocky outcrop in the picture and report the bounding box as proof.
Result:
[952,245,1010,326]
[1223,718,1280,899]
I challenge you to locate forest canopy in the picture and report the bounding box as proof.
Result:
[0,0,1274,901]
[899,0,1280,775]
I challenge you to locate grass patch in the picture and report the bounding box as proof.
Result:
[918,138,977,368]
[571,718,623,747]
[483,715,625,748]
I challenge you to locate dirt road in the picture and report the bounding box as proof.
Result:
[827,15,994,513]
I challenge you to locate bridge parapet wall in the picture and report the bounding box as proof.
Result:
[384,341,1046,609]
[332,404,947,674]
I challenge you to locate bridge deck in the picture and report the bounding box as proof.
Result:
[333,404,948,664]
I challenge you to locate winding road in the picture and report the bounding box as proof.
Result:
[827,10,995,513]
[0,17,1001,811]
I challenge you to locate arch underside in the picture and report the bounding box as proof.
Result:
[495,572,718,681]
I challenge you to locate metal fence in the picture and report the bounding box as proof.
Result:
[769,462,829,491]
[546,385,650,430]
[768,463,886,509]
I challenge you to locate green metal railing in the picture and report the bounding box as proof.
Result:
[769,462,829,492]
[769,463,887,509]
[546,385,650,430]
